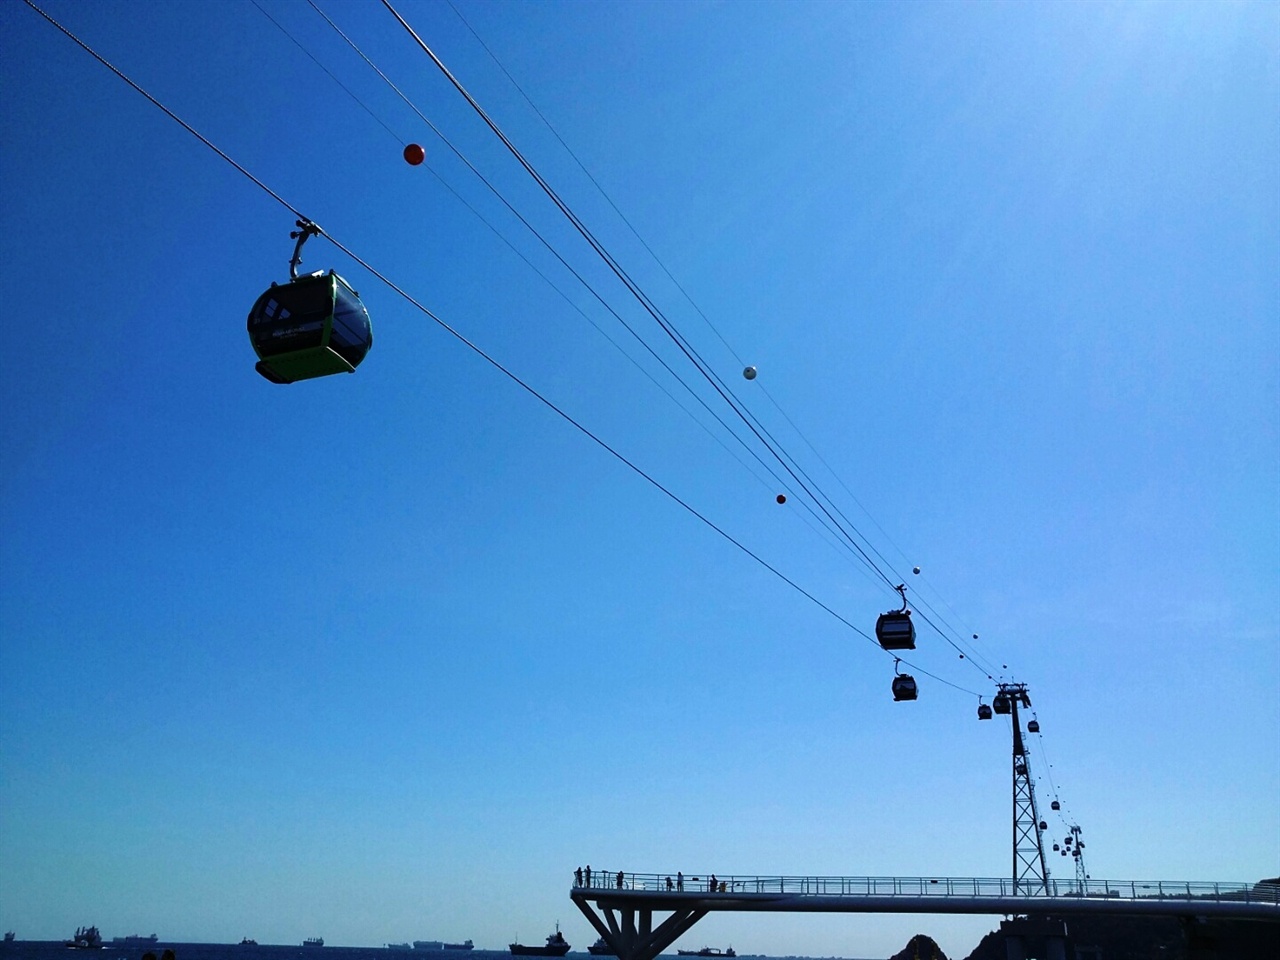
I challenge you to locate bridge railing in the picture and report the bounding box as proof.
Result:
[574,873,1280,905]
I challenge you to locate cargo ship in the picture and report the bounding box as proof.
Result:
[508,926,569,957]
[66,927,103,949]
[677,949,735,957]
[303,939,324,948]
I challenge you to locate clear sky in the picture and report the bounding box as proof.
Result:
[1,1,1277,957]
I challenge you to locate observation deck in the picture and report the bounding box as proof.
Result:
[571,872,1280,960]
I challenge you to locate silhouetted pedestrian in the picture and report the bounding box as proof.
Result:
[616,871,624,889]
[575,867,583,887]
[677,871,683,891]
[709,874,717,892]
[585,865,592,887]
[665,877,673,891]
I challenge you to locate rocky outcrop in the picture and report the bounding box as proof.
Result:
[888,934,948,960]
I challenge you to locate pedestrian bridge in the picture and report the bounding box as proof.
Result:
[570,872,1280,960]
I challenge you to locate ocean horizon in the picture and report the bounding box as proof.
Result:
[0,944,882,960]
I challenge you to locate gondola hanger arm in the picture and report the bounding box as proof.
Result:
[289,219,322,279]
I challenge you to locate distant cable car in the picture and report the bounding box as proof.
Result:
[248,220,373,384]
[1053,843,1060,852]
[876,585,916,651]
[1051,800,1061,811]
[1027,719,1040,733]
[977,702,993,720]
[891,659,917,702]
[891,674,918,701]
[1039,821,1047,831]
[993,692,1012,715]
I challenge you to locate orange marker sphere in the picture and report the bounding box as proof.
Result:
[403,143,425,166]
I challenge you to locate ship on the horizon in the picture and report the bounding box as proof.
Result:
[112,936,159,945]
[413,943,442,951]
[386,945,412,952]
[508,925,569,957]
[65,928,103,950]
[677,949,736,958]
[443,942,473,951]
[239,940,258,947]
[303,939,324,948]
[3,933,15,944]
[587,938,614,956]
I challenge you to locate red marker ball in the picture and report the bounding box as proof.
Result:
[776,494,787,504]
[403,143,425,166]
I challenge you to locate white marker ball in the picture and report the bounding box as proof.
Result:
[743,366,757,380]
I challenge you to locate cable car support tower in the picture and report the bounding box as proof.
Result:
[996,682,1051,895]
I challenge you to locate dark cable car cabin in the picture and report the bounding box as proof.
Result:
[993,692,1012,714]
[1027,719,1040,733]
[876,584,916,651]
[1051,800,1061,811]
[1039,821,1048,831]
[249,271,372,384]
[247,220,372,384]
[891,673,918,702]
[977,702,993,720]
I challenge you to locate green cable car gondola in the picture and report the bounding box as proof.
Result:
[247,220,372,384]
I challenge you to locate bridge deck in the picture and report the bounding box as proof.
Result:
[575,872,1280,907]
[571,872,1279,960]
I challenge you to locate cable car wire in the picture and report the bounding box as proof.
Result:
[22,0,304,222]
[26,0,1019,717]
[310,0,904,591]
[251,0,794,506]
[382,0,913,597]
[438,0,1019,683]
[22,0,929,675]
[249,0,405,147]
[442,0,744,367]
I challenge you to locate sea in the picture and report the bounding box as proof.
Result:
[0,947,877,960]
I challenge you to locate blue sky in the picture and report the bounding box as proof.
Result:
[1,1,1277,957]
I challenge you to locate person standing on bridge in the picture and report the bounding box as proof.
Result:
[665,877,673,891]
[585,865,592,887]
[709,874,717,892]
[575,867,583,887]
[677,872,683,891]
[616,871,624,889]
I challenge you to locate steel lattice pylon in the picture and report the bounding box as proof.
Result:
[1001,683,1050,895]
[1068,824,1088,894]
